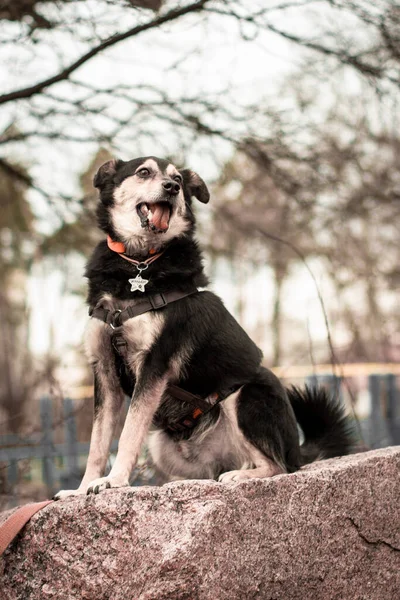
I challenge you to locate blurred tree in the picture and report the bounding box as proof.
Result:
[314,124,400,362]
[210,88,400,365]
[0,0,399,204]
[0,0,398,381]
[0,146,114,431]
[0,158,37,431]
[210,145,317,365]
[41,147,113,257]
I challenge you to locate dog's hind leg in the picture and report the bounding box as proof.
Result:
[219,369,301,483]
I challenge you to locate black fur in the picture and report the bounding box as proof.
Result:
[85,156,354,479]
[86,236,207,305]
[287,385,356,464]
[237,369,302,472]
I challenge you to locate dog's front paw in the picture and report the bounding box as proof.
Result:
[53,488,86,501]
[86,476,130,495]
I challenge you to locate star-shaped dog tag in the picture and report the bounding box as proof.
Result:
[129,274,149,292]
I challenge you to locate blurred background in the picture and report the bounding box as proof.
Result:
[0,0,399,508]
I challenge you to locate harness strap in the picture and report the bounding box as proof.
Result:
[89,287,198,328]
[167,384,215,413]
[163,386,219,433]
[165,384,241,433]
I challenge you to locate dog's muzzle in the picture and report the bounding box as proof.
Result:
[137,201,173,232]
[136,179,181,233]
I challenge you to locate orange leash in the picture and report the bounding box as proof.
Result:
[0,499,53,556]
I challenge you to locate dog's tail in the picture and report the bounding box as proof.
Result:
[286,385,355,465]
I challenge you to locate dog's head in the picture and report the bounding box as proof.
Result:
[93,156,209,252]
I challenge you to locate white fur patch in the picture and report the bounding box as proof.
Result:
[124,311,165,377]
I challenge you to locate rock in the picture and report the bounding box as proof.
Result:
[1,447,399,600]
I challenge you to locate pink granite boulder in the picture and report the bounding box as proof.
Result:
[1,447,399,600]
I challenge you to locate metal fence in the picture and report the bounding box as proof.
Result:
[305,373,400,448]
[1,373,399,507]
[0,397,144,507]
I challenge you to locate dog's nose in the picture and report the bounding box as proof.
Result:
[162,180,181,195]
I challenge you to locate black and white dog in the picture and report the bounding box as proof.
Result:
[55,156,353,499]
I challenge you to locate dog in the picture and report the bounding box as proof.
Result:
[54,156,353,499]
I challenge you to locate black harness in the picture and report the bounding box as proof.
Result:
[89,287,236,433]
[89,288,197,329]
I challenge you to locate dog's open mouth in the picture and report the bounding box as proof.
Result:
[137,201,172,233]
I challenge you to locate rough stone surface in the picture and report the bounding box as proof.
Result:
[1,447,400,600]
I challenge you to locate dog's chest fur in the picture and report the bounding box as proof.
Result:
[85,293,165,376]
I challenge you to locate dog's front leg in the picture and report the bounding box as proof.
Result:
[54,365,126,500]
[86,369,168,494]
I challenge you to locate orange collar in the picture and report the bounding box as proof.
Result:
[106,235,162,265]
[107,235,126,254]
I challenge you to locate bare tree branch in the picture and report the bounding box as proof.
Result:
[0,0,210,105]
[0,157,32,187]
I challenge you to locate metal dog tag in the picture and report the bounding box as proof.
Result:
[129,274,149,292]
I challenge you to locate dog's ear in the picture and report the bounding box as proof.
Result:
[93,159,122,190]
[181,169,210,204]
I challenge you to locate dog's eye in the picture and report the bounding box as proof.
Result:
[173,175,182,183]
[137,168,150,177]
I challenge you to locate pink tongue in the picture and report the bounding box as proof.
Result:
[150,203,170,231]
